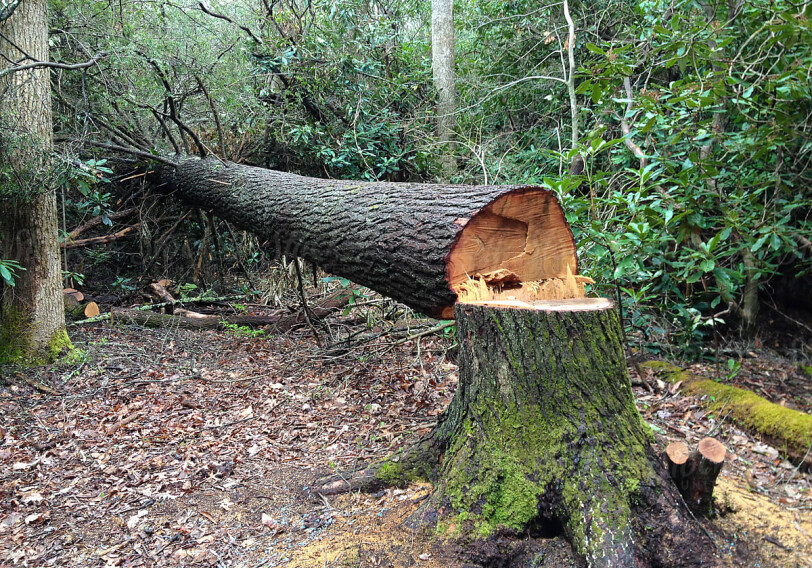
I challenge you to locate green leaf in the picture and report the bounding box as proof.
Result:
[700,259,715,273]
[0,265,13,286]
[751,235,769,252]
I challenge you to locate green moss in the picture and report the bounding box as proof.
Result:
[641,360,812,458]
[48,328,73,360]
[0,307,31,364]
[688,379,812,457]
[0,307,73,365]
[376,462,405,485]
[439,393,653,558]
[800,365,812,378]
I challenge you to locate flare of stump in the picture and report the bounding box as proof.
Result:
[317,297,715,567]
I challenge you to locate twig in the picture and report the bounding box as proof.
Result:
[198,2,264,44]
[774,441,812,487]
[294,260,322,347]
[106,412,142,435]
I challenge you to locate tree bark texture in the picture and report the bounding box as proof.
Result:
[0,0,70,362]
[432,0,456,178]
[157,157,576,319]
[320,300,716,567]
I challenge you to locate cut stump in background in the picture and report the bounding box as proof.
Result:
[318,298,717,567]
[666,438,727,515]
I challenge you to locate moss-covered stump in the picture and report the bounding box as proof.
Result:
[318,299,715,567]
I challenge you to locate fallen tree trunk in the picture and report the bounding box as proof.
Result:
[110,307,281,329]
[317,298,717,566]
[157,157,580,318]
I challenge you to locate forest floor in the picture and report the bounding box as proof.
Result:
[1,308,811,568]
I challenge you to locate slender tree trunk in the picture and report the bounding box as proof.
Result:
[0,0,71,362]
[432,0,456,179]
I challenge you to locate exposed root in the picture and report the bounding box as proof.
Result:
[314,423,452,497]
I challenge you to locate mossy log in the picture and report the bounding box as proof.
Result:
[318,299,716,567]
[641,360,812,464]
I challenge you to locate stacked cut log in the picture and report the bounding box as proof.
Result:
[665,437,727,515]
[63,288,100,320]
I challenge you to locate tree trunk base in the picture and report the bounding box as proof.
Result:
[316,299,718,567]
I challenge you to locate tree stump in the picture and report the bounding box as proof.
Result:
[318,298,716,566]
[666,438,727,515]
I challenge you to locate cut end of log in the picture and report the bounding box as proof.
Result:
[83,302,100,318]
[665,441,691,466]
[63,288,84,303]
[697,437,727,464]
[444,189,586,317]
[447,188,578,286]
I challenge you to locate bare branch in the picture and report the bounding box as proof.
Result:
[0,0,22,23]
[563,0,578,149]
[56,138,178,167]
[198,2,263,45]
[620,77,647,168]
[0,52,107,79]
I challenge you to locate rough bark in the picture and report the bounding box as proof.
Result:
[0,0,70,363]
[318,300,717,567]
[431,0,456,178]
[157,157,577,319]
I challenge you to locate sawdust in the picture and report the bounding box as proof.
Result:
[714,477,812,567]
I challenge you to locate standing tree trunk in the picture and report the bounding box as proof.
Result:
[432,0,456,179]
[318,299,717,567]
[0,0,71,363]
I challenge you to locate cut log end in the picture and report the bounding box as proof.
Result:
[83,302,100,318]
[447,189,577,288]
[665,441,691,466]
[443,190,587,318]
[698,436,727,464]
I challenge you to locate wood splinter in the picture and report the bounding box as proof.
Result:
[665,437,727,514]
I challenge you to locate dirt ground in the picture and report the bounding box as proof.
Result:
[1,316,811,567]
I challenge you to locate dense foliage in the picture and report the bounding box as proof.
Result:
[42,0,812,351]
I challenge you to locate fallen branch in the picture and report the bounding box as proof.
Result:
[68,294,247,325]
[110,307,280,330]
[65,207,138,241]
[61,225,140,248]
